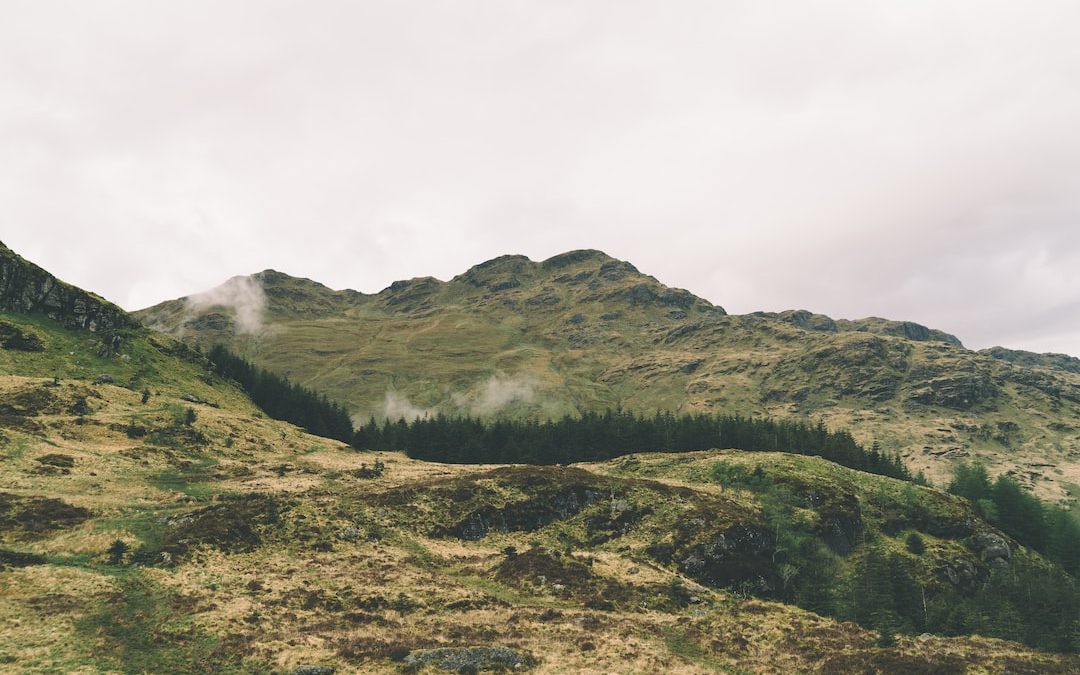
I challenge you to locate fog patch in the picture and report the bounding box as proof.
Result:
[380,390,433,421]
[185,275,266,334]
[470,374,536,415]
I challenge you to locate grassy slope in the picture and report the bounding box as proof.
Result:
[2,312,1078,673]
[136,252,1080,504]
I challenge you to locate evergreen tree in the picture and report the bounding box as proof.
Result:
[207,345,354,442]
[351,409,912,481]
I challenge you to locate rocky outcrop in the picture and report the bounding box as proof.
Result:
[763,335,911,404]
[0,240,136,332]
[908,371,998,410]
[540,249,612,270]
[981,346,1080,374]
[404,646,535,673]
[442,483,606,540]
[754,310,962,346]
[754,309,839,333]
[838,317,963,347]
[379,276,442,313]
[969,532,1012,569]
[0,320,44,351]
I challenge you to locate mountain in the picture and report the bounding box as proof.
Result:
[137,250,1080,504]
[4,239,1080,672]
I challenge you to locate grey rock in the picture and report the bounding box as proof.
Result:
[908,371,998,410]
[404,646,535,673]
[970,532,1011,567]
[938,558,985,592]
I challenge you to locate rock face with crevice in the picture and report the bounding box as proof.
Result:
[0,240,136,332]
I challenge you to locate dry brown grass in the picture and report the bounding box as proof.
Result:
[2,371,1078,673]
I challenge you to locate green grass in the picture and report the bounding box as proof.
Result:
[391,532,440,568]
[1063,481,1080,518]
[0,310,254,411]
[1,436,29,461]
[74,569,266,674]
[151,460,218,498]
[662,626,749,673]
[451,572,572,609]
[93,499,201,553]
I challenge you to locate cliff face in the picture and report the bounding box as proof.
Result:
[0,240,136,332]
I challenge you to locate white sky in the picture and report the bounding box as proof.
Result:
[3,1,1080,355]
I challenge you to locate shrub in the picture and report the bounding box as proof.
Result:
[905,532,926,555]
[107,539,128,565]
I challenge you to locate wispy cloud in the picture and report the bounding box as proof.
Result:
[185,275,266,334]
[379,391,432,421]
[472,375,536,415]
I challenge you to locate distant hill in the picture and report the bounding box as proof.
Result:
[136,249,1080,503]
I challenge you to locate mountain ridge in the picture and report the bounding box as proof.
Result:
[135,250,1080,503]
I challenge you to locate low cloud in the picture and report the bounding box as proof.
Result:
[473,375,536,415]
[380,390,433,421]
[185,275,266,334]
[378,375,537,421]
[449,374,537,416]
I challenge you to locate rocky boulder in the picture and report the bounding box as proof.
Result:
[403,646,535,673]
[969,532,1011,569]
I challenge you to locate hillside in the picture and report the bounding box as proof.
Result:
[3,241,1079,672]
[1,319,1077,672]
[137,250,1080,503]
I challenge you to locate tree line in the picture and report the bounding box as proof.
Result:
[207,345,353,442]
[352,409,913,481]
[947,461,1080,577]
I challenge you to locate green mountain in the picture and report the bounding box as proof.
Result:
[137,250,1080,504]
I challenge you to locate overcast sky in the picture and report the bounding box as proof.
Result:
[3,1,1080,355]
